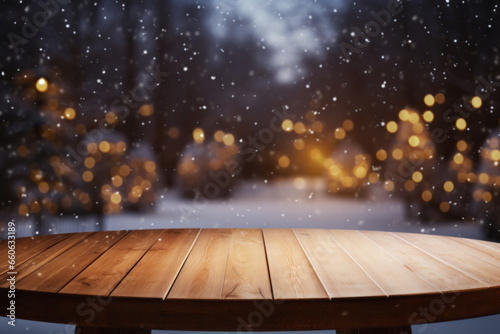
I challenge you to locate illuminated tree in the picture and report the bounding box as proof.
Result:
[0,70,91,230]
[471,129,500,239]
[177,128,240,199]
[383,109,437,220]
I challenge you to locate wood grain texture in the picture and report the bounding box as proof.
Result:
[359,231,484,292]
[112,229,200,299]
[294,229,385,298]
[61,229,163,296]
[394,232,500,287]
[7,288,500,331]
[167,229,232,299]
[221,229,272,299]
[0,232,92,288]
[3,228,500,331]
[17,230,127,293]
[442,236,500,268]
[467,237,500,252]
[0,233,72,274]
[330,230,436,296]
[263,228,328,299]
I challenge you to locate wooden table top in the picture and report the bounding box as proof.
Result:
[2,228,500,331]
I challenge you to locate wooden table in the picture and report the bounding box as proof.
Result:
[2,229,500,333]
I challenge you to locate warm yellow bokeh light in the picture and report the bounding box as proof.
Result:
[491,149,500,161]
[404,180,415,192]
[139,104,154,117]
[131,185,143,198]
[343,119,354,131]
[223,133,235,146]
[399,109,410,121]
[368,172,380,184]
[443,181,454,192]
[84,157,95,169]
[294,138,305,150]
[38,182,49,193]
[294,122,305,134]
[278,155,290,168]
[144,161,156,173]
[412,171,423,183]
[408,135,420,147]
[18,203,29,216]
[422,110,434,123]
[471,96,482,109]
[392,148,403,160]
[421,190,432,202]
[282,119,294,132]
[482,191,493,203]
[353,166,367,179]
[424,94,435,107]
[479,173,489,184]
[105,112,118,124]
[453,153,464,164]
[311,121,324,133]
[440,201,450,213]
[193,127,205,144]
[111,175,123,187]
[99,141,111,153]
[334,128,346,140]
[384,180,395,191]
[82,171,93,182]
[36,77,48,92]
[456,140,467,152]
[110,192,122,204]
[456,118,467,130]
[214,130,225,142]
[386,121,398,133]
[412,122,424,134]
[64,108,76,120]
[408,113,420,125]
[435,93,445,104]
[376,149,387,161]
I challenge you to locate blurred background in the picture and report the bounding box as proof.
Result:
[1,0,500,333]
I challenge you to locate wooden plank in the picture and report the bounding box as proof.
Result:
[360,231,484,292]
[449,237,500,266]
[17,230,127,293]
[222,229,272,300]
[467,238,500,252]
[327,230,437,296]
[0,232,93,287]
[294,229,385,298]
[112,229,201,299]
[263,229,328,300]
[61,230,163,296]
[393,232,500,287]
[0,233,73,274]
[168,229,232,299]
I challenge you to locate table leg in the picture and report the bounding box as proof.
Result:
[337,326,412,334]
[75,326,151,334]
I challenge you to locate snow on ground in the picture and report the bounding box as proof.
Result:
[1,178,498,333]
[7,177,482,239]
